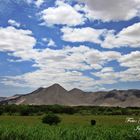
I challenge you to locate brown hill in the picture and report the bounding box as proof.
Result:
[1,84,140,107]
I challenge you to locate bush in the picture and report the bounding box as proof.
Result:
[0,110,3,115]
[91,120,96,126]
[42,113,61,125]
[19,106,30,116]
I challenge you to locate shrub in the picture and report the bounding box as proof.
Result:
[19,106,30,116]
[91,120,96,126]
[42,113,61,125]
[0,110,3,115]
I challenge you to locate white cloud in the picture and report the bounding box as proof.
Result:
[79,0,140,22]
[8,19,21,28]
[42,37,48,42]
[40,1,86,26]
[3,69,96,91]
[92,67,119,85]
[113,51,140,82]
[60,22,140,48]
[1,43,123,90]
[119,67,140,82]
[25,0,44,7]
[92,51,140,84]
[1,26,140,91]
[61,27,106,44]
[100,67,114,73]
[85,49,121,66]
[0,26,37,61]
[35,0,44,7]
[102,22,140,48]
[42,38,56,47]
[119,51,140,68]
[48,39,56,47]
[61,22,140,48]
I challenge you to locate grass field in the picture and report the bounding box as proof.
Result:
[0,115,139,140]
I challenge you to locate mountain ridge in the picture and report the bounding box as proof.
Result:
[0,84,140,107]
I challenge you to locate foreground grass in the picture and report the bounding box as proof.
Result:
[0,115,139,140]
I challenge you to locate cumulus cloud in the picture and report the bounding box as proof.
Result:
[119,51,140,68]
[1,34,140,90]
[119,68,140,82]
[40,1,86,26]
[1,42,123,90]
[79,0,140,22]
[92,67,119,85]
[61,22,140,49]
[85,49,121,68]
[102,22,140,48]
[92,51,140,84]
[3,69,95,90]
[114,51,140,82]
[61,27,107,44]
[8,19,21,27]
[0,26,37,61]
[1,25,140,91]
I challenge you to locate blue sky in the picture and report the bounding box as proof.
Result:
[0,0,140,96]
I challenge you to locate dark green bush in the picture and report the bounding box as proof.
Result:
[42,113,61,125]
[91,120,96,126]
[19,106,30,116]
[0,110,3,115]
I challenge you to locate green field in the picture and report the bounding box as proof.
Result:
[0,115,139,140]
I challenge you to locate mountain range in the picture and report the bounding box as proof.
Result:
[0,84,140,107]
[0,97,6,102]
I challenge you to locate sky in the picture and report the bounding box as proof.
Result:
[0,0,140,96]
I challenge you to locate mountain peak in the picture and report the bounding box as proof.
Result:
[51,83,62,87]
[0,84,140,107]
[47,83,67,92]
[69,88,84,94]
[50,83,63,88]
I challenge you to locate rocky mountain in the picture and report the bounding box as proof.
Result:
[0,94,23,102]
[0,97,6,102]
[0,84,140,107]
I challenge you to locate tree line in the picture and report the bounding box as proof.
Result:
[0,105,139,116]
